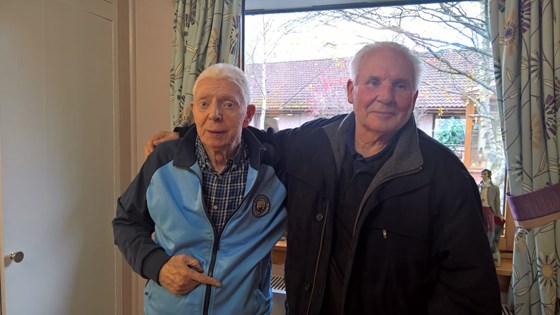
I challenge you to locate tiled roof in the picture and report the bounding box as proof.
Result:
[246,58,350,116]
[417,49,486,111]
[245,49,488,115]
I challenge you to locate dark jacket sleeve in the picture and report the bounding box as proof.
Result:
[112,144,175,283]
[174,125,189,138]
[428,165,501,314]
[248,115,344,163]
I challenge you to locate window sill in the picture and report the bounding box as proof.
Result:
[496,252,512,293]
[272,239,287,265]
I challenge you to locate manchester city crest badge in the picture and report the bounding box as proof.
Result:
[253,195,271,218]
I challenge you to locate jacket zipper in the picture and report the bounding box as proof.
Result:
[306,201,330,315]
[202,194,253,315]
[351,167,422,237]
[189,166,217,315]
[337,167,422,312]
[203,234,220,315]
[201,166,262,315]
[201,190,221,315]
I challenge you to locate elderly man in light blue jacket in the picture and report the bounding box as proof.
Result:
[113,63,287,315]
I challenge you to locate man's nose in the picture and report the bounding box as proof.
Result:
[209,103,222,120]
[377,83,395,103]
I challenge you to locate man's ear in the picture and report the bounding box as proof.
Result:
[346,79,355,104]
[243,104,256,127]
[411,90,419,111]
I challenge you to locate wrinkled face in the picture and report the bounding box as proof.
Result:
[347,47,419,140]
[190,78,255,155]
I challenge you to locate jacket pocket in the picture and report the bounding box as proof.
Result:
[251,256,273,315]
[364,225,431,266]
[350,226,434,308]
[251,288,272,315]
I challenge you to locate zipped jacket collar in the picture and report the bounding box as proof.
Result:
[172,126,268,170]
[322,112,424,182]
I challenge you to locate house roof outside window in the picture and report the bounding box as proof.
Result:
[245,49,489,117]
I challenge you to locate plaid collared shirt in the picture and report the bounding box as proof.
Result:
[195,136,249,234]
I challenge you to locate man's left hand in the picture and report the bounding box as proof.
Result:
[158,254,221,295]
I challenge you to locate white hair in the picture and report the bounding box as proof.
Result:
[348,42,424,91]
[193,63,251,106]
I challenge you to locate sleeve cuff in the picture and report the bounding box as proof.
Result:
[142,249,171,284]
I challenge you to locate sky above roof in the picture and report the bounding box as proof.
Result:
[245,1,483,63]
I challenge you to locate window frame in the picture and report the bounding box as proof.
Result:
[243,0,513,254]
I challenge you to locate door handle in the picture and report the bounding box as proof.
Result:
[9,251,24,263]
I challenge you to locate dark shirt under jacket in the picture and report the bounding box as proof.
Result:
[322,127,395,315]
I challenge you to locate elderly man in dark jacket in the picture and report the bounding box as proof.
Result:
[260,42,500,315]
[146,42,501,314]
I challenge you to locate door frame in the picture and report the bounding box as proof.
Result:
[117,0,177,313]
[0,135,5,315]
[117,0,141,313]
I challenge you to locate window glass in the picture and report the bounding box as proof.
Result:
[245,0,506,224]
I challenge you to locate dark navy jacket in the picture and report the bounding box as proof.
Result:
[259,113,501,315]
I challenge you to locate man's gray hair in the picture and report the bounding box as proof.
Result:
[193,63,251,106]
[348,42,424,91]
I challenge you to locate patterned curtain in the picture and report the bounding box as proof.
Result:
[489,0,560,314]
[169,0,243,127]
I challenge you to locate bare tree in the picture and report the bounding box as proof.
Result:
[245,15,314,128]
[301,1,504,183]
[245,2,504,189]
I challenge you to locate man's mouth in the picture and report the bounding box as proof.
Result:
[369,111,395,117]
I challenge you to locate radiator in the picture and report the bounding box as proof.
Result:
[271,275,286,315]
[271,275,286,292]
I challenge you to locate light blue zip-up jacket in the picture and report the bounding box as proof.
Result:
[113,127,287,315]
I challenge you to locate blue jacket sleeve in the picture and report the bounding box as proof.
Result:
[112,144,176,283]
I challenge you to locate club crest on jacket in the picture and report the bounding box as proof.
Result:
[253,195,270,218]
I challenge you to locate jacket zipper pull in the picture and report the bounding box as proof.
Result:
[382,229,387,239]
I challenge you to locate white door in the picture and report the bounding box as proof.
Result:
[0,0,120,314]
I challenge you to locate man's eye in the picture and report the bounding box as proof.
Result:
[222,102,235,109]
[367,79,380,86]
[395,82,410,90]
[198,101,208,108]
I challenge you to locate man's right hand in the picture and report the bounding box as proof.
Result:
[144,130,180,157]
[158,254,221,295]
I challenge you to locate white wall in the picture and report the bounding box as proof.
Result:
[133,0,175,170]
[123,1,175,314]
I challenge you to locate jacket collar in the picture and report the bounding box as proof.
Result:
[173,126,266,170]
[382,115,424,176]
[321,112,423,179]
[322,113,355,173]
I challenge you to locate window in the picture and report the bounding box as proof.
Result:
[245,0,510,251]
[433,116,466,159]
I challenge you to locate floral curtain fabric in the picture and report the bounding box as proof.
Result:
[489,0,559,314]
[169,0,242,127]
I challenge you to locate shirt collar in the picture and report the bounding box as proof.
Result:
[195,136,247,172]
[345,122,386,163]
[345,120,400,174]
